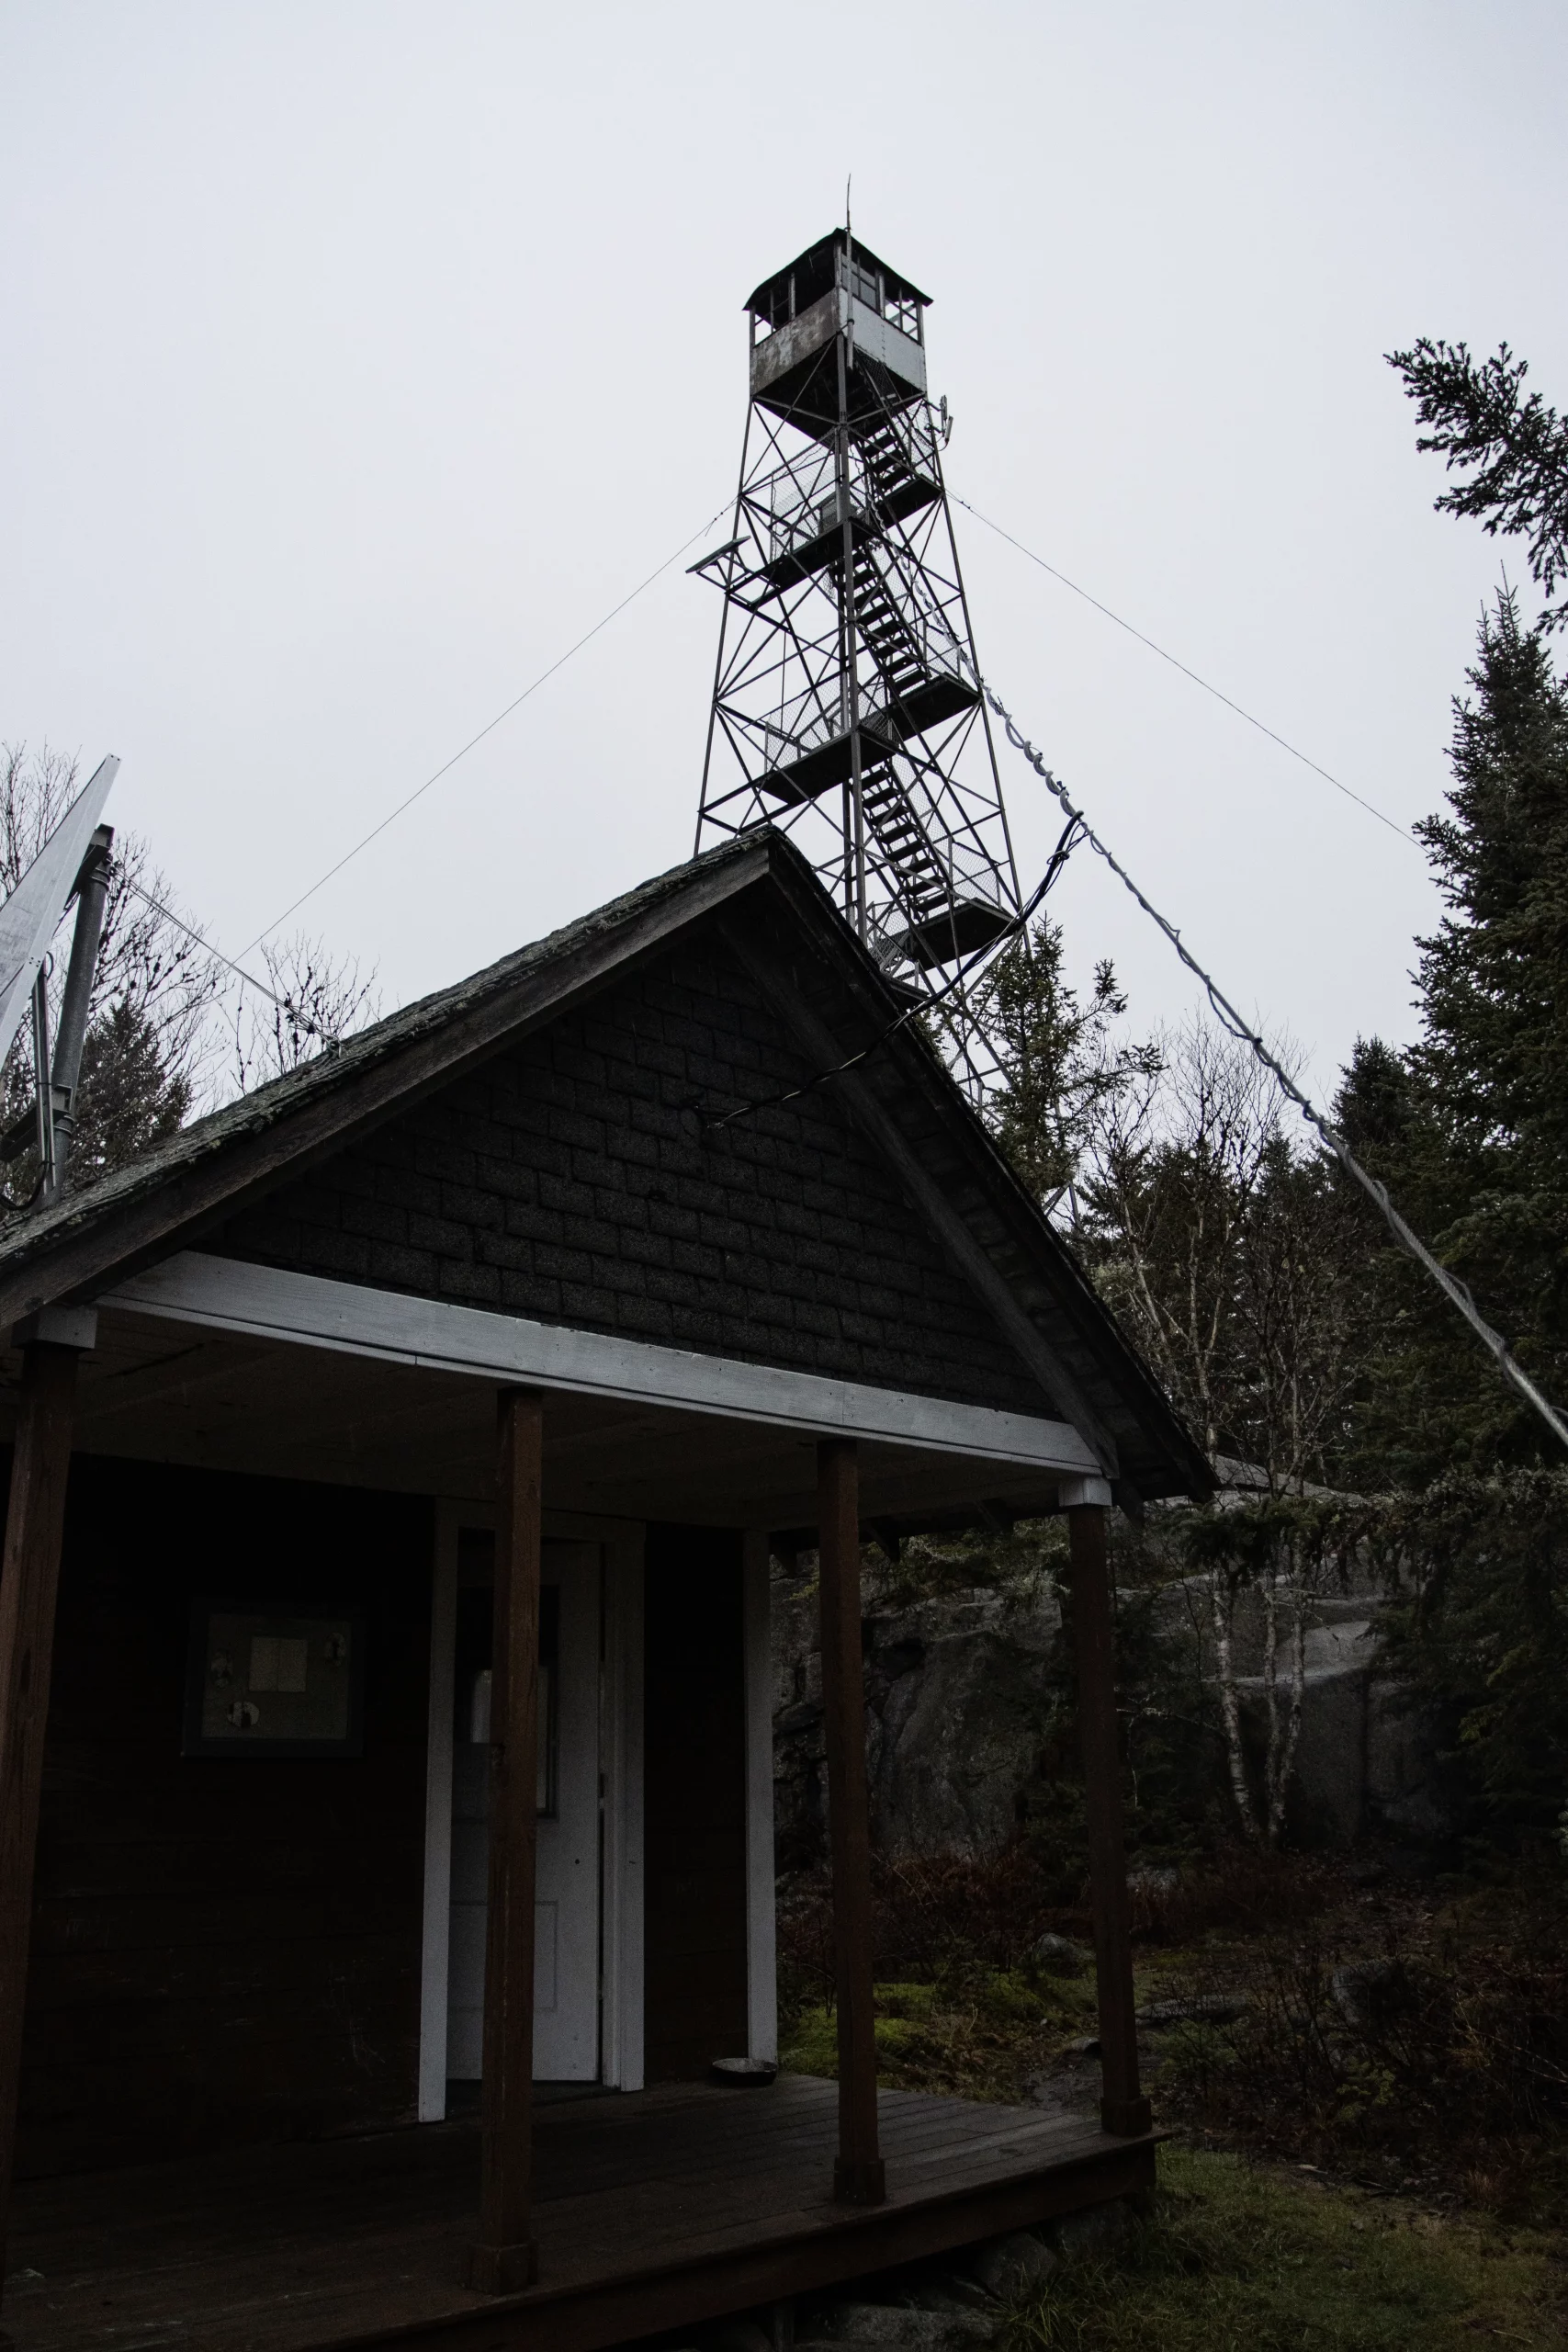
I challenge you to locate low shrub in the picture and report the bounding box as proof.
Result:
[777,1845,1067,2019]
[1158,1886,1568,2209]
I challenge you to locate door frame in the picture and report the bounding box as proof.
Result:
[418,1501,646,2119]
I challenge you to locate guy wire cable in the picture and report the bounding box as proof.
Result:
[242,502,731,956]
[119,874,338,1049]
[75,503,735,1058]
[984,682,1568,1457]
[956,497,1418,848]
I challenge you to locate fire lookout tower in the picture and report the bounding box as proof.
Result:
[694,229,1022,1096]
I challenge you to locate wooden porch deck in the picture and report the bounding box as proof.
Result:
[1,2077,1155,2352]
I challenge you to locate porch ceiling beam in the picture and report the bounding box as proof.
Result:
[98,1252,1103,1477]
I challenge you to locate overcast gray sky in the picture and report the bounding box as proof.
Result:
[5,1,1565,1103]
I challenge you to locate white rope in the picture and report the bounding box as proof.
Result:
[985,684,1568,1457]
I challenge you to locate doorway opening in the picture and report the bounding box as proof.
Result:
[446,1533,603,2099]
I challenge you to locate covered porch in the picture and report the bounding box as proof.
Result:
[0,1269,1151,2344]
[3,2076,1154,2352]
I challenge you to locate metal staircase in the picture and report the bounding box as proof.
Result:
[859,768,953,939]
[856,413,940,531]
[853,540,928,715]
[853,536,977,751]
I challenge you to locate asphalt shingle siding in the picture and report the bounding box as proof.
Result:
[208,934,1050,1419]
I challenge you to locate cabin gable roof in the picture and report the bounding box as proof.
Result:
[204,927,1055,1425]
[0,832,1211,1501]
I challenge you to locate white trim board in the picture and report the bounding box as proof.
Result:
[417,1503,461,2121]
[104,1251,1101,1475]
[742,1530,777,2067]
[600,1525,646,2091]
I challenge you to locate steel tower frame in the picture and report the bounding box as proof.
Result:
[693,230,1022,1100]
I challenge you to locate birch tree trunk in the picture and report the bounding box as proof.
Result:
[1209,1569,1259,1838]
[1267,1544,1310,1847]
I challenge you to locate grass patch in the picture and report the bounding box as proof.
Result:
[1005,2145,1565,2351]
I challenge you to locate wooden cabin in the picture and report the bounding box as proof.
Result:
[0,831,1209,2351]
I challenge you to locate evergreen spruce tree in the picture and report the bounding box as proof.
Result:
[981,914,1156,1229]
[72,1001,193,1182]
[1340,594,1568,1479]
[1389,340,1568,636]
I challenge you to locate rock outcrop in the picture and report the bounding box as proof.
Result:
[773,1571,1060,1864]
[772,1557,1448,1860]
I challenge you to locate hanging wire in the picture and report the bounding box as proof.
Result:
[984,683,1568,1456]
[702,949,976,1132]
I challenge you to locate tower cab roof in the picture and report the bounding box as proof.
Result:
[745,230,931,327]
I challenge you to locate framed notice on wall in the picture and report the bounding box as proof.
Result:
[183,1600,367,1758]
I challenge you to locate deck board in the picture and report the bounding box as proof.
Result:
[1,2076,1153,2352]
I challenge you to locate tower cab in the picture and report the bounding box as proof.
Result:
[747,230,930,435]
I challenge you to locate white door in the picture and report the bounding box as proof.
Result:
[447,1539,602,2084]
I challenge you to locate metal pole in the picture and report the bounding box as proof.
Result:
[942,468,1022,917]
[694,404,754,857]
[29,974,55,1201]
[836,256,867,942]
[47,826,113,1198]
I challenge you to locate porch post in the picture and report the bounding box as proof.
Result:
[816,1437,885,2205]
[468,1387,544,2294]
[0,1330,86,2292]
[1063,1477,1150,2138]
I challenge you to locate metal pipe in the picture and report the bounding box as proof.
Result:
[30,971,55,1199]
[835,307,867,941]
[46,824,113,1197]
